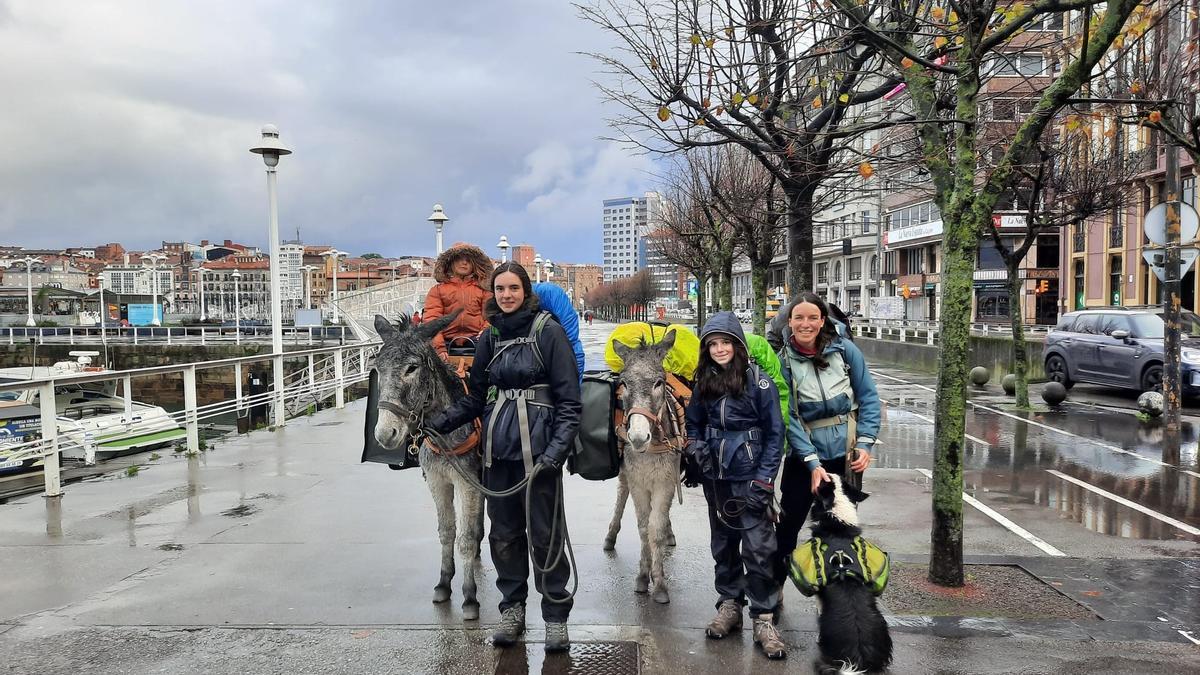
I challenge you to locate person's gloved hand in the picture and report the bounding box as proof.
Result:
[538,452,563,473]
[681,449,704,488]
[747,479,774,514]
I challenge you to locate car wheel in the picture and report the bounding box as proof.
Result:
[1141,364,1163,392]
[1045,355,1073,389]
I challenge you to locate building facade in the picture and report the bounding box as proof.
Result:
[602,192,661,280]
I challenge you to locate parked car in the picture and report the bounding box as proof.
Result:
[1043,307,1200,394]
[734,309,752,322]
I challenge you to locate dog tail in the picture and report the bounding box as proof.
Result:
[815,659,866,675]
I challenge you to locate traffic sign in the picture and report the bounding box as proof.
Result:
[1143,247,1200,282]
[1143,201,1200,246]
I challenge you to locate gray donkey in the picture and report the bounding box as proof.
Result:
[605,331,683,604]
[370,312,484,621]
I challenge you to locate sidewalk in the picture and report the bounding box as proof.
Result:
[1,400,1198,674]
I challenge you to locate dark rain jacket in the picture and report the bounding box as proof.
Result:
[684,312,784,484]
[432,296,582,467]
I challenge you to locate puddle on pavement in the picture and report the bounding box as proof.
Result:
[220,503,259,518]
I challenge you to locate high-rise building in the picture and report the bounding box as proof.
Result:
[602,191,661,280]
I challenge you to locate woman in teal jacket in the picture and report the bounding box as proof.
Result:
[771,292,881,591]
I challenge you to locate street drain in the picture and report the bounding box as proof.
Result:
[494,641,639,675]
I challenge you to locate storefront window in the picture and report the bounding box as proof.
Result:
[977,292,1010,320]
[1109,255,1122,305]
[1074,260,1085,309]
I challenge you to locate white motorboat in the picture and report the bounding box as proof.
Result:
[0,352,185,472]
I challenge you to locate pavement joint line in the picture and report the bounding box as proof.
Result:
[915,468,1067,557]
[1046,469,1200,536]
[904,410,989,447]
[871,369,1199,478]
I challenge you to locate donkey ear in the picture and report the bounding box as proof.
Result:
[612,339,633,362]
[843,481,869,504]
[374,315,398,341]
[657,329,677,353]
[415,308,462,342]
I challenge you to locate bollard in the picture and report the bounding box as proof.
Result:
[183,366,199,453]
[39,381,62,497]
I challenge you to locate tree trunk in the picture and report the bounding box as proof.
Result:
[785,184,816,297]
[751,262,769,335]
[718,258,733,311]
[696,273,709,328]
[1007,263,1031,409]
[929,208,981,588]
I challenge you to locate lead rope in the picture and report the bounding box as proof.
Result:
[425,426,578,604]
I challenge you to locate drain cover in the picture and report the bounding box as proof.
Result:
[494,641,639,675]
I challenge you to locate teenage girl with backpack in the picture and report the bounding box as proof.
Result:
[683,311,788,660]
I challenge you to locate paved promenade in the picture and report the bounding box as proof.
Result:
[1,392,1197,673]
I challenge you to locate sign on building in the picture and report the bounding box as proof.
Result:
[126,303,161,326]
[869,296,904,320]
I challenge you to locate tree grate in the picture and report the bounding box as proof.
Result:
[493,640,640,675]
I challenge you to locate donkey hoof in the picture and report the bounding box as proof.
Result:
[652,587,671,605]
[432,586,452,604]
[634,574,649,594]
[462,602,480,621]
[666,534,677,547]
[603,536,617,552]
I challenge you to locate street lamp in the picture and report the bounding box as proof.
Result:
[231,269,242,345]
[300,265,317,309]
[13,256,41,327]
[143,252,168,327]
[534,253,543,283]
[497,235,510,263]
[428,204,449,255]
[249,124,292,364]
[323,249,348,323]
[544,258,553,282]
[196,267,210,322]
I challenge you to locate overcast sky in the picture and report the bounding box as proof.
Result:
[0,0,656,263]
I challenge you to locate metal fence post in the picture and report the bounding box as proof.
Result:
[183,365,199,453]
[69,328,75,345]
[334,347,345,409]
[900,327,907,343]
[273,354,286,428]
[235,362,244,415]
[167,327,173,345]
[133,327,138,346]
[122,374,133,415]
[358,347,367,375]
[39,381,62,497]
[200,327,206,346]
[308,354,316,401]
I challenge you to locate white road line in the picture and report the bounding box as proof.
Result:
[872,369,1200,479]
[1046,469,1200,536]
[915,468,1066,556]
[1178,630,1200,646]
[904,411,990,447]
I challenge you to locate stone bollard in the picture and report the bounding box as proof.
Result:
[969,366,990,387]
[1002,374,1017,396]
[1041,381,1067,406]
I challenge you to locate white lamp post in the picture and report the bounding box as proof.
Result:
[231,270,242,345]
[534,253,543,283]
[143,252,168,326]
[97,272,108,349]
[544,258,553,282]
[249,125,292,363]
[300,265,317,309]
[428,204,449,255]
[15,256,41,327]
[196,267,210,322]
[323,249,347,323]
[497,235,510,263]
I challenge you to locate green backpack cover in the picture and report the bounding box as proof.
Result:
[789,535,890,597]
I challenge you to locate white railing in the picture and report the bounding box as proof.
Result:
[0,325,353,346]
[0,341,379,498]
[332,277,436,341]
[851,318,1052,346]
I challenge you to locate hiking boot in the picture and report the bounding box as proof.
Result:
[491,604,525,647]
[544,622,570,653]
[753,615,787,660]
[705,599,743,639]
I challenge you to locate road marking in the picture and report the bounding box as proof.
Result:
[1178,630,1200,645]
[905,411,990,447]
[915,468,1067,556]
[1046,470,1200,536]
[872,369,1200,480]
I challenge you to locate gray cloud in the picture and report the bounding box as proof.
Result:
[0,0,655,262]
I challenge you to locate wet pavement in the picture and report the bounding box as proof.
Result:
[1,321,1199,673]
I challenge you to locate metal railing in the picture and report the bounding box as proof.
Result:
[0,341,379,498]
[851,318,1051,346]
[0,325,353,346]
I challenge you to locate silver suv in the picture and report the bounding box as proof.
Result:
[1043,307,1200,394]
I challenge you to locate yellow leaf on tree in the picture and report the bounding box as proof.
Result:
[649,57,659,70]
[658,106,671,122]
[733,91,745,105]
[1130,80,1143,95]
[955,36,965,45]
[901,57,916,68]
[931,7,946,20]
[812,96,823,108]
[702,97,711,109]
[725,26,735,37]
[810,76,820,87]
[1113,36,1124,49]
[858,162,875,179]
[690,34,702,46]
[715,105,725,116]
[838,93,850,104]
[705,38,715,49]
[747,94,760,105]
[1148,110,1162,123]
[949,10,958,23]
[934,36,948,48]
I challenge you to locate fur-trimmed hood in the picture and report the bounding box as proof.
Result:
[433,243,493,285]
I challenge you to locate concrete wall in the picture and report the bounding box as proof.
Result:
[857,335,1046,382]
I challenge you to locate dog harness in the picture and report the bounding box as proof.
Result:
[789,535,890,597]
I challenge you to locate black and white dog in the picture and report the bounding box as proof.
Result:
[810,474,893,674]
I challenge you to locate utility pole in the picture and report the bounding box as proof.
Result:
[1162,6,1183,437]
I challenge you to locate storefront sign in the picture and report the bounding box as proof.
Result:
[1025,268,1058,279]
[883,220,943,248]
[992,214,1028,229]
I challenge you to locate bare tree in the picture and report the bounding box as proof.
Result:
[579,0,899,295]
